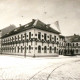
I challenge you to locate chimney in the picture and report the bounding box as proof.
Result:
[19,24,21,27]
[54,21,61,33]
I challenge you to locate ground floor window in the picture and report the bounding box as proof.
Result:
[49,46,52,53]
[54,47,56,53]
[44,46,47,53]
[38,45,41,53]
[29,45,31,53]
[76,49,78,53]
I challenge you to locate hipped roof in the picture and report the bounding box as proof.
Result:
[2,19,60,38]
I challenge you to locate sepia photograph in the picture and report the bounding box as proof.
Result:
[0,0,80,80]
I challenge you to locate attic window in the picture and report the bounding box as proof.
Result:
[14,29,17,32]
[25,24,28,27]
[7,33,9,34]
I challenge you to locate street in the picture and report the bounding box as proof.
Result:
[0,55,80,80]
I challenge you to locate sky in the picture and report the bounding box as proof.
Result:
[0,0,80,36]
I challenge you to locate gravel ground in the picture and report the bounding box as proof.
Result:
[0,55,80,80]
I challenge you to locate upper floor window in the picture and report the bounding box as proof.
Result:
[15,36,16,41]
[50,35,52,42]
[38,32,41,40]
[29,32,31,39]
[24,33,26,40]
[18,35,19,41]
[54,36,56,42]
[21,34,23,41]
[44,33,47,41]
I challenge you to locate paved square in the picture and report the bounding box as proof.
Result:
[0,55,80,80]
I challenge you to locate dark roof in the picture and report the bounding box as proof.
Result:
[66,34,80,42]
[2,19,60,38]
[1,25,16,37]
[59,35,65,38]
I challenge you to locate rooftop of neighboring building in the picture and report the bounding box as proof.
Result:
[66,34,80,42]
[2,19,60,38]
[59,35,65,38]
[1,24,16,37]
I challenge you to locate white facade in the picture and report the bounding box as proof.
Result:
[1,28,59,57]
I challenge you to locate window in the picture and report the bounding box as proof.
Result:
[54,36,56,42]
[76,49,78,53]
[18,35,19,41]
[50,35,52,42]
[21,34,23,41]
[24,33,26,40]
[68,43,69,47]
[29,45,31,53]
[38,45,41,53]
[15,36,16,41]
[54,47,56,53]
[76,43,78,46]
[18,47,19,53]
[29,32,31,39]
[15,47,16,53]
[44,46,47,53]
[49,46,52,53]
[35,47,37,50]
[44,33,47,41]
[38,32,41,40]
[21,46,23,53]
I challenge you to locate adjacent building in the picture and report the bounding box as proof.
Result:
[65,34,80,55]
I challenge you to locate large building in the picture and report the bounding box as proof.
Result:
[1,19,60,57]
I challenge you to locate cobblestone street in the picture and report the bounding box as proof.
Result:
[0,55,80,80]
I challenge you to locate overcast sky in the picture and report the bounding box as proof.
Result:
[0,0,80,36]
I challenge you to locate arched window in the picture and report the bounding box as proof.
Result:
[49,46,52,53]
[76,43,78,46]
[21,46,23,53]
[29,45,31,53]
[38,45,41,53]
[54,47,56,53]
[44,46,47,53]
